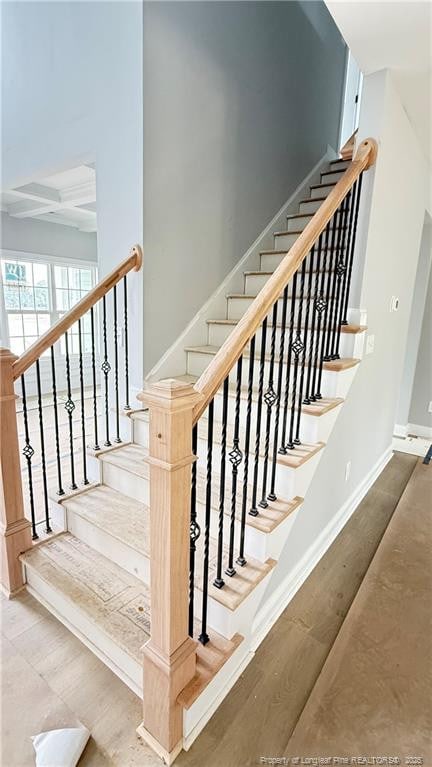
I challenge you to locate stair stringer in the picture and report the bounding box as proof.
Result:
[145,147,336,383]
[181,343,368,747]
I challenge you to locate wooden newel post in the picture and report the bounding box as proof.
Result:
[0,348,32,596]
[137,379,203,764]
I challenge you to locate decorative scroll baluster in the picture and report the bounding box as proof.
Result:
[21,374,38,540]
[269,286,288,500]
[113,285,121,443]
[214,377,229,588]
[259,303,278,507]
[189,424,199,637]
[279,272,297,453]
[324,202,345,361]
[90,307,100,451]
[341,174,363,326]
[249,318,267,516]
[199,399,214,645]
[64,331,77,490]
[294,245,316,443]
[287,260,307,449]
[50,345,64,496]
[237,337,255,566]
[35,360,51,532]
[78,319,90,485]
[226,357,243,576]
[314,220,336,399]
[123,275,131,410]
[304,233,324,404]
[329,190,352,359]
[101,295,111,447]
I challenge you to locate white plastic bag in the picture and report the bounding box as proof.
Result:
[31,725,90,767]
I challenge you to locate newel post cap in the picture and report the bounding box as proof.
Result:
[138,378,204,412]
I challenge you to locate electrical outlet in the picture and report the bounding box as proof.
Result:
[428,401,432,414]
[390,296,400,312]
[366,334,375,355]
[345,461,351,482]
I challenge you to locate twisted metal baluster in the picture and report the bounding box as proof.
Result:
[21,374,38,540]
[287,260,307,449]
[50,345,64,495]
[341,174,363,325]
[304,233,324,404]
[324,202,345,360]
[330,189,352,359]
[269,286,288,500]
[188,424,200,637]
[237,336,255,566]
[35,359,51,533]
[249,318,267,516]
[113,285,121,443]
[279,272,297,453]
[226,357,243,576]
[294,245,316,443]
[259,303,278,507]
[101,295,111,447]
[90,307,100,451]
[123,275,131,410]
[199,400,214,645]
[214,377,229,588]
[78,319,90,485]
[64,331,77,490]
[314,219,336,400]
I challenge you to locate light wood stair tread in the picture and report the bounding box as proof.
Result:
[184,344,360,371]
[61,485,150,556]
[178,632,243,709]
[207,317,366,335]
[21,532,151,663]
[97,442,149,478]
[278,440,325,468]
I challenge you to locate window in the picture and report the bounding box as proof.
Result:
[1,256,97,356]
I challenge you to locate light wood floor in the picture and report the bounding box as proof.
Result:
[1,451,425,766]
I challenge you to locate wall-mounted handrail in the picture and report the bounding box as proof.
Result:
[192,138,377,422]
[12,244,143,381]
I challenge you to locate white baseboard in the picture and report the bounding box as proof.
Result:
[407,422,432,439]
[250,444,393,650]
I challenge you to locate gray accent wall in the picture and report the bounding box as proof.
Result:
[143,1,347,370]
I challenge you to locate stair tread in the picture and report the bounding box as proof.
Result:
[278,440,325,468]
[62,484,149,556]
[207,317,365,336]
[185,344,360,371]
[97,442,149,478]
[21,532,150,663]
[310,181,337,190]
[178,632,243,709]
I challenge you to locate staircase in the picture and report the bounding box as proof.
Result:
[0,138,377,764]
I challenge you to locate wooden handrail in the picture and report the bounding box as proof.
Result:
[192,138,377,422]
[12,244,143,381]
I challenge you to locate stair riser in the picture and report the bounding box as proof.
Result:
[100,460,149,504]
[274,226,344,250]
[299,199,324,215]
[23,568,143,697]
[311,183,335,199]
[259,249,346,272]
[330,160,349,171]
[321,170,345,184]
[194,500,271,563]
[65,508,150,583]
[286,215,313,233]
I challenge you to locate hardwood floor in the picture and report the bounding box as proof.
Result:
[1,451,425,766]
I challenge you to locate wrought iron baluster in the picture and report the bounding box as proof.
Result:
[259,303,278,507]
[310,226,330,401]
[64,331,77,490]
[101,295,111,447]
[199,399,214,645]
[287,260,307,449]
[214,377,229,588]
[324,201,345,361]
[269,286,288,500]
[330,188,353,359]
[249,318,267,516]
[113,285,121,443]
[35,359,51,533]
[50,345,64,495]
[123,275,131,410]
[237,337,255,566]
[78,319,90,485]
[341,174,363,326]
[189,424,199,637]
[90,307,100,451]
[294,244,316,443]
[20,374,37,540]
[304,233,324,404]
[279,272,297,454]
[226,357,243,576]
[314,219,336,399]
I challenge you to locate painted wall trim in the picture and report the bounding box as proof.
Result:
[145,147,337,382]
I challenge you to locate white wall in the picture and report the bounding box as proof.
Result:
[0,213,97,264]
[408,262,432,434]
[1,1,143,395]
[263,69,430,600]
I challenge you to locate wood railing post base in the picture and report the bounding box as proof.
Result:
[0,348,32,596]
[137,379,203,762]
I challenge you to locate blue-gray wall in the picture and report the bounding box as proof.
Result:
[144,1,347,369]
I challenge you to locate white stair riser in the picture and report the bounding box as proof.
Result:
[287,215,312,233]
[274,225,344,250]
[259,249,346,272]
[321,170,344,184]
[132,416,149,448]
[100,460,149,504]
[24,568,143,697]
[65,508,150,583]
[311,183,335,199]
